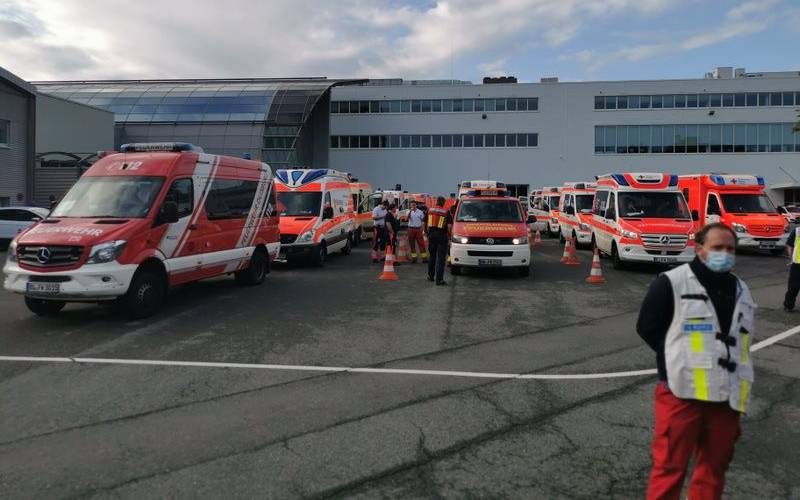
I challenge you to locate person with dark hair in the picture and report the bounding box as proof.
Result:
[426,196,452,285]
[371,200,389,263]
[407,200,428,263]
[637,222,755,500]
[783,224,800,312]
[385,203,401,251]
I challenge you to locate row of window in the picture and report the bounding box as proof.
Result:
[331,97,539,114]
[330,133,539,149]
[594,123,800,154]
[0,119,9,147]
[595,92,800,110]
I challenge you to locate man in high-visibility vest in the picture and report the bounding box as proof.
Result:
[783,225,800,312]
[637,222,755,500]
[425,196,452,285]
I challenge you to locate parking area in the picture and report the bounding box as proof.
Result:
[1,240,799,499]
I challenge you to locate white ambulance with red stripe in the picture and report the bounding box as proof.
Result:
[557,182,596,247]
[3,143,280,318]
[591,173,695,269]
[539,186,562,237]
[275,169,355,265]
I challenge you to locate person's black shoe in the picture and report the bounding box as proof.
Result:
[784,306,795,313]
[436,280,447,286]
[427,276,434,282]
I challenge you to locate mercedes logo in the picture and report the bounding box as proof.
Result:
[659,235,670,245]
[36,247,51,264]
[486,237,495,245]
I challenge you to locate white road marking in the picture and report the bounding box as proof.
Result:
[1,326,797,381]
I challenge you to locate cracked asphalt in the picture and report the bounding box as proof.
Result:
[0,239,798,499]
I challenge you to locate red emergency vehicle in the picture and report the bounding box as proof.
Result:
[678,174,789,253]
[449,185,534,277]
[557,182,596,247]
[3,143,280,318]
[591,173,694,269]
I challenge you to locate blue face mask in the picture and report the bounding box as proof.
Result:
[704,250,735,273]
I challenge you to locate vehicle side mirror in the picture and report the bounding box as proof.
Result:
[691,210,699,222]
[31,216,42,222]
[527,215,537,223]
[158,201,179,225]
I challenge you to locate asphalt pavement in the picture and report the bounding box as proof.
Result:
[0,239,798,499]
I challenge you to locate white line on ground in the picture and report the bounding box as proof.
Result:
[0,325,797,381]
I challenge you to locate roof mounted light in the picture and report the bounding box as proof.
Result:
[119,142,203,153]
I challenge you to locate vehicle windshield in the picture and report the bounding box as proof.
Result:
[456,200,523,222]
[549,196,560,210]
[618,192,690,219]
[575,194,594,212]
[721,194,776,214]
[50,176,165,218]
[277,192,322,216]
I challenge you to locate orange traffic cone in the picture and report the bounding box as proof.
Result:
[560,237,572,263]
[378,245,399,280]
[564,237,581,266]
[396,232,410,264]
[586,246,606,284]
[532,229,542,248]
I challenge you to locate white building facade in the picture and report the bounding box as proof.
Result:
[330,69,800,203]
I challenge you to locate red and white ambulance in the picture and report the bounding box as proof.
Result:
[540,186,562,237]
[449,187,534,277]
[678,174,789,253]
[557,182,596,247]
[275,169,355,265]
[591,173,695,269]
[528,190,549,234]
[350,180,374,245]
[3,142,279,318]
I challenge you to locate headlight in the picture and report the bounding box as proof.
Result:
[86,240,127,264]
[451,235,469,244]
[732,222,747,233]
[579,223,591,232]
[298,231,314,242]
[6,240,17,263]
[512,237,528,245]
[621,230,638,240]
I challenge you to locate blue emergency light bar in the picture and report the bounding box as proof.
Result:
[709,175,765,186]
[120,142,203,153]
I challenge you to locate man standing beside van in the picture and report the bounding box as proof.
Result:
[407,200,428,263]
[426,196,452,285]
[372,200,388,263]
[637,223,756,500]
[784,225,800,312]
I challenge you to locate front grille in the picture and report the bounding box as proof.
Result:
[29,275,72,283]
[750,226,783,233]
[641,234,688,249]
[468,250,514,257]
[18,245,84,267]
[753,237,779,242]
[645,250,683,256]
[280,234,297,245]
[467,237,515,245]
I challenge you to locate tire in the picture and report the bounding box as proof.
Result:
[120,270,166,320]
[235,250,268,286]
[611,242,625,270]
[24,297,65,316]
[341,236,352,255]
[450,265,462,276]
[519,266,530,277]
[311,242,327,267]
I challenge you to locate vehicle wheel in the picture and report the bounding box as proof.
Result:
[611,242,625,270]
[235,249,269,285]
[341,236,352,255]
[120,270,165,319]
[311,242,327,267]
[450,265,462,276]
[519,266,530,277]
[24,297,65,316]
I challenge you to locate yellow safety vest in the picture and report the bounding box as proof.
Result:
[793,227,800,264]
[663,264,756,413]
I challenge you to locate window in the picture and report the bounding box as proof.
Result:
[515,134,526,147]
[528,98,538,110]
[0,119,9,147]
[205,179,258,220]
[757,123,769,152]
[390,135,401,148]
[686,125,698,153]
[746,93,757,107]
[593,190,610,216]
[390,100,402,113]
[452,134,463,147]
[370,101,379,113]
[411,100,421,112]
[401,100,411,112]
[474,134,485,147]
[709,94,721,107]
[432,135,442,147]
[516,98,526,111]
[485,134,496,147]
[640,95,651,108]
[628,126,639,153]
[707,194,721,216]
[722,94,734,107]
[628,95,640,108]
[330,101,340,113]
[495,98,506,111]
[411,135,421,148]
[595,127,604,153]
[349,135,360,148]
[420,100,431,112]
[663,125,675,153]
[442,100,454,112]
[370,136,380,148]
[380,101,391,113]
[495,133,505,147]
[758,93,769,106]
[338,136,349,148]
[770,92,782,106]
[595,96,605,110]
[722,124,734,153]
[698,94,709,107]
[605,96,617,110]
[784,123,795,152]
[686,94,697,108]
[604,126,616,153]
[734,125,745,153]
[506,134,517,147]
[746,124,758,153]
[474,99,484,112]
[463,134,473,147]
[442,134,453,147]
[432,100,442,112]
[674,125,686,153]
[770,124,782,152]
[483,99,495,112]
[639,125,651,153]
[652,95,663,108]
[606,193,617,220]
[330,136,338,149]
[421,135,432,148]
[619,96,630,109]
[463,99,474,112]
[527,133,538,147]
[710,125,722,153]
[674,94,686,108]
[663,95,674,108]
[452,99,463,112]
[698,125,709,153]
[359,136,369,148]
[734,93,746,107]
[359,101,370,113]
[401,135,411,148]
[784,92,795,106]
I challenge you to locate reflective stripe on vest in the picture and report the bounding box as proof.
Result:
[663,264,757,413]
[428,208,447,229]
[793,228,800,264]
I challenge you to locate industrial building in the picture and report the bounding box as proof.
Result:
[329,68,800,202]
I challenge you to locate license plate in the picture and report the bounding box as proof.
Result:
[654,257,678,264]
[478,259,502,266]
[759,242,776,249]
[26,282,60,295]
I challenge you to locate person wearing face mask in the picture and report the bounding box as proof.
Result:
[637,222,756,500]
[782,224,800,312]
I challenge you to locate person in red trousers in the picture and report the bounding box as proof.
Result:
[407,201,428,263]
[637,223,756,500]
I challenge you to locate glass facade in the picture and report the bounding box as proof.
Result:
[595,92,800,110]
[331,97,538,114]
[331,133,538,149]
[595,123,799,154]
[36,79,350,168]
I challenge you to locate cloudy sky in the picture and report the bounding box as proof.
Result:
[1,0,797,83]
